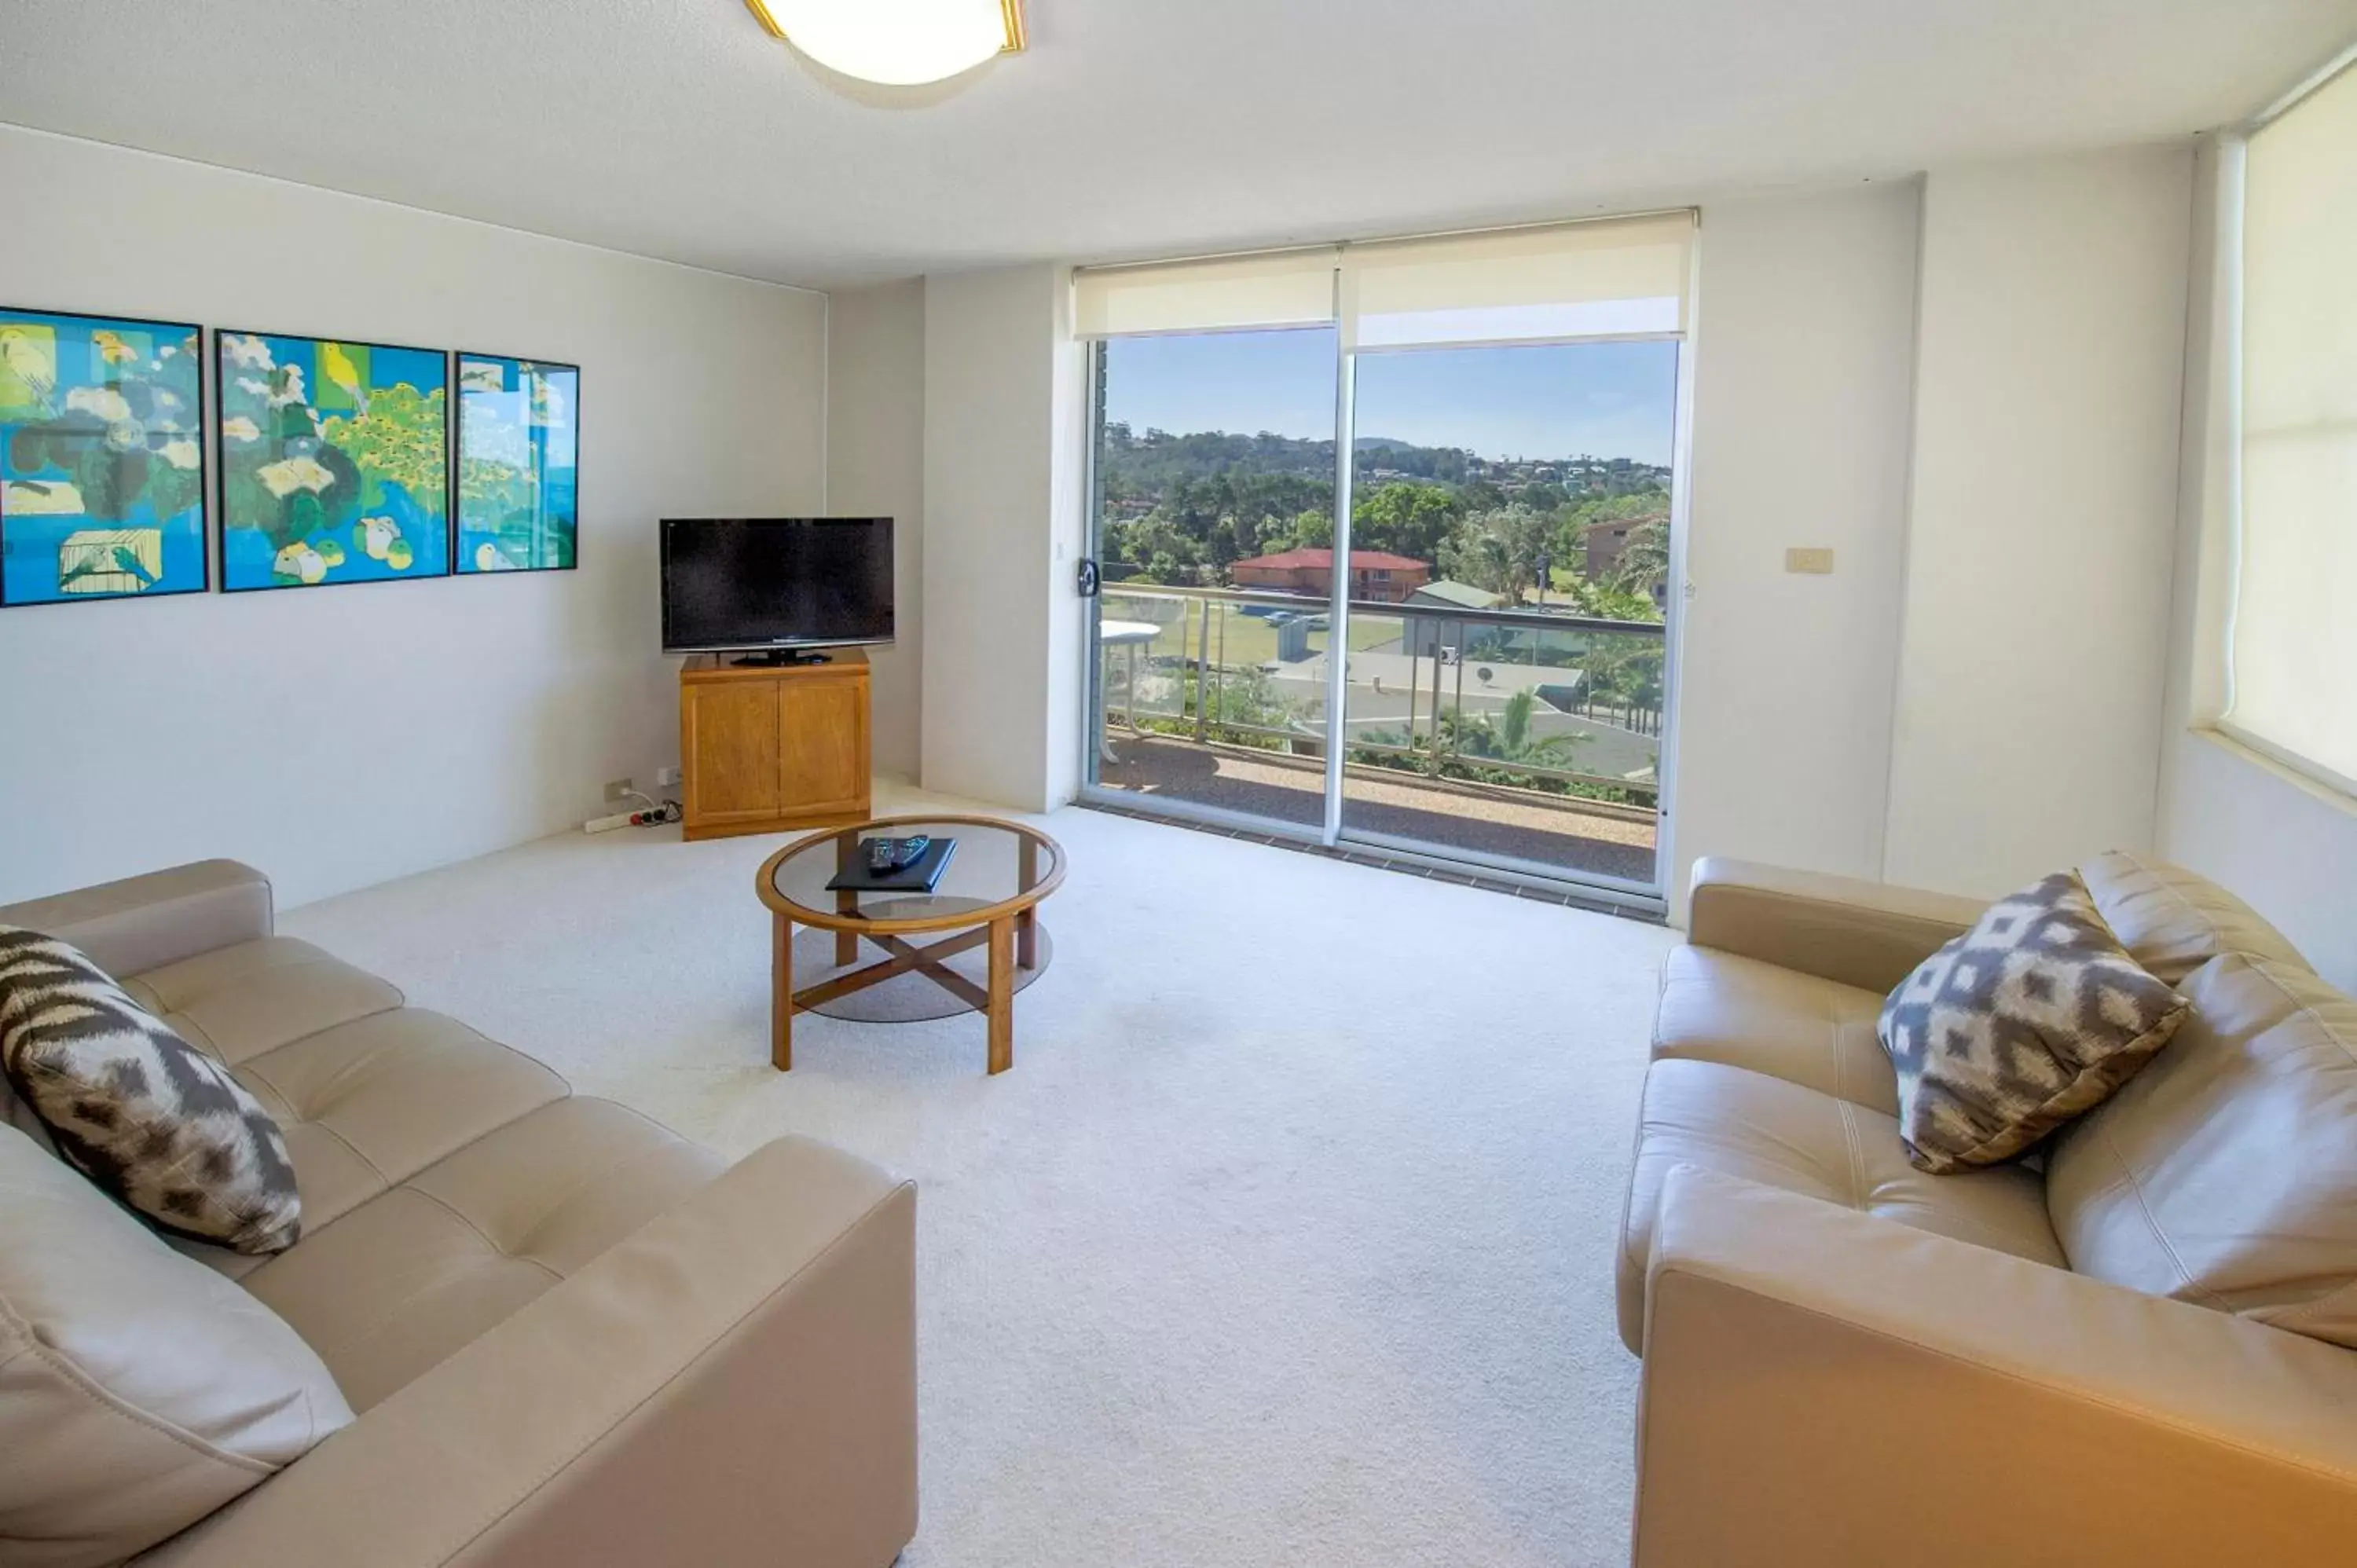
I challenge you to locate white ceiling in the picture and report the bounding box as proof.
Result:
[3,1,2352,289]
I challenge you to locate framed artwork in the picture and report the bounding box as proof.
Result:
[215,330,449,591]
[0,306,208,608]
[455,354,578,573]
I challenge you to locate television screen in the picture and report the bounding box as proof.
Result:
[661,518,894,654]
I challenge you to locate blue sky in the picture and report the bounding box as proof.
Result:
[1102,331,1679,466]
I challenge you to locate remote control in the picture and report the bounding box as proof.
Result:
[895,835,930,870]
[867,837,896,874]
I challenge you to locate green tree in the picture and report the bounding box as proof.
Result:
[1439,504,1554,603]
[1606,518,1672,606]
[1455,688,1578,765]
[1556,573,1658,623]
[1351,481,1463,564]
[1285,509,1334,550]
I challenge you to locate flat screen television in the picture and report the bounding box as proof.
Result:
[661,518,894,663]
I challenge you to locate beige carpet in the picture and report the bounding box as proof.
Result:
[282,781,1677,1566]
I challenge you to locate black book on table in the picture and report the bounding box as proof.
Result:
[825,837,957,894]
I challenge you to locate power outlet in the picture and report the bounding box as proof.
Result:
[655,765,682,789]
[604,779,636,803]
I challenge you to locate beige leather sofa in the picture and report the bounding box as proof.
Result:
[1619,854,2357,1568]
[0,860,917,1568]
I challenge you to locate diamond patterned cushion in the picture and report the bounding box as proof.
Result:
[0,925,302,1254]
[1878,871,2190,1174]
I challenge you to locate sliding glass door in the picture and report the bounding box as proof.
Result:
[1336,342,1677,889]
[1085,327,1340,833]
[1077,216,1692,905]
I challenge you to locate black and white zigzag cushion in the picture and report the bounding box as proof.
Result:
[1878,870,2190,1174]
[0,925,300,1255]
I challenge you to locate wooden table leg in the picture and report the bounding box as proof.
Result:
[1017,839,1040,969]
[986,915,1014,1075]
[834,832,861,966]
[834,897,860,966]
[772,913,794,1072]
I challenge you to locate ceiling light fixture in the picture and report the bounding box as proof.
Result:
[742,0,1027,87]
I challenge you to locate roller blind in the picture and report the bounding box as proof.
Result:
[1072,248,1340,339]
[2230,60,2357,792]
[1340,211,1695,351]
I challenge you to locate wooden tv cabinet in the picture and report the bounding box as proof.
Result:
[678,650,871,841]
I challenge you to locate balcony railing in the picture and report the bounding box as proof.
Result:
[1094,581,1666,810]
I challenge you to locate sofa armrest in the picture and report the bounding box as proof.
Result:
[0,860,273,977]
[1684,857,1983,994]
[1636,1165,2357,1568]
[141,1136,918,1568]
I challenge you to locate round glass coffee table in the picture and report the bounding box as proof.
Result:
[755,815,1066,1075]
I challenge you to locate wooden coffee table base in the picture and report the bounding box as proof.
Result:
[772,907,1039,1075]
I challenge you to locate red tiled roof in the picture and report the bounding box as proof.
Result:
[1231,548,1430,572]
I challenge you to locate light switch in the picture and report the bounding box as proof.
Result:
[1785,547,1835,575]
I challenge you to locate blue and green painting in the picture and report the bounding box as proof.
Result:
[0,308,208,607]
[217,332,448,591]
[456,354,577,573]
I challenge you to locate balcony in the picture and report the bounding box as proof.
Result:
[1091,583,1666,888]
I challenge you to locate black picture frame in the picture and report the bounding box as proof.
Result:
[212,328,453,594]
[452,350,581,577]
[0,305,211,610]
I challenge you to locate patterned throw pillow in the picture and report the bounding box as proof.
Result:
[0,925,301,1254]
[1877,871,2190,1174]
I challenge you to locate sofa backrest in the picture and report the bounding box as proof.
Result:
[2050,859,2357,1352]
[2077,849,2311,985]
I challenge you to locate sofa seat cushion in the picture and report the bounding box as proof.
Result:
[1654,945,1900,1116]
[0,1123,351,1568]
[2079,850,2310,985]
[1618,1060,2065,1352]
[2047,954,2357,1350]
[235,1096,724,1411]
[122,937,402,1067]
[196,1008,570,1258]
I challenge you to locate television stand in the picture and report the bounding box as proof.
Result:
[680,650,871,841]
[730,650,832,667]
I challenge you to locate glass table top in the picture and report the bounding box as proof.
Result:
[764,817,1063,928]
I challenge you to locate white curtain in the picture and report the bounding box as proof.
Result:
[2231,61,2357,791]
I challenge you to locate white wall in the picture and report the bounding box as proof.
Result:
[1882,147,2194,898]
[1669,181,1924,912]
[2156,138,2357,991]
[896,156,2203,917]
[0,126,827,910]
[920,265,1065,811]
[826,278,926,780]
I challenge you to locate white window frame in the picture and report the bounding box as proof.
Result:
[2215,43,2357,802]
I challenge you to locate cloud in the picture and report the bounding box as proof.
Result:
[222,334,276,371]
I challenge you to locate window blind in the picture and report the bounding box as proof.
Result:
[1340,211,1695,351]
[1072,211,1697,347]
[1072,248,1340,339]
[2231,60,2357,792]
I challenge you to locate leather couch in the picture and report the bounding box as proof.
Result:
[0,860,917,1568]
[1619,853,2357,1567]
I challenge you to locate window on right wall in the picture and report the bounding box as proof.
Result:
[2228,57,2357,796]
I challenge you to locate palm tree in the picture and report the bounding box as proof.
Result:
[1447,687,1578,764]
